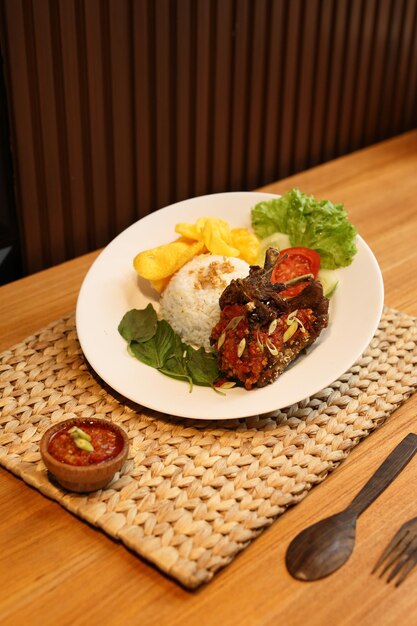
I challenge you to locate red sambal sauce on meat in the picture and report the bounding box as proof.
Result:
[47,422,124,466]
[211,304,266,390]
[211,303,317,390]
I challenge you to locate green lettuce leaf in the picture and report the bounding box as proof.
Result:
[251,188,357,269]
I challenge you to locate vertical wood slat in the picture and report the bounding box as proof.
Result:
[25,1,62,263]
[107,0,134,235]
[244,0,270,190]
[175,0,193,203]
[321,0,350,163]
[46,0,74,261]
[349,0,379,153]
[193,0,213,198]
[279,0,303,180]
[390,0,417,135]
[262,0,285,185]
[211,0,234,192]
[292,0,321,174]
[2,0,48,271]
[362,0,395,145]
[0,0,416,276]
[334,0,364,158]
[402,3,417,131]
[376,0,407,141]
[307,0,335,167]
[228,0,251,192]
[132,0,152,220]
[56,0,90,257]
[83,0,112,248]
[154,0,174,211]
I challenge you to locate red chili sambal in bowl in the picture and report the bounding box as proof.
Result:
[40,418,129,492]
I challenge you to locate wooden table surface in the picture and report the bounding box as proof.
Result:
[1,131,417,626]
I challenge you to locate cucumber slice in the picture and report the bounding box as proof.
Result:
[256,232,291,266]
[318,268,339,297]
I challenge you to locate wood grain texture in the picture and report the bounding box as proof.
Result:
[372,515,417,586]
[1,132,417,625]
[1,0,417,275]
[286,434,417,580]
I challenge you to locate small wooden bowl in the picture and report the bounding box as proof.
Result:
[40,418,129,493]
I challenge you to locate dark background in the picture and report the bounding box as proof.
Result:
[0,47,21,284]
[0,0,416,285]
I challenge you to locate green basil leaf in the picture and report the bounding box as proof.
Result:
[120,305,222,392]
[130,319,182,368]
[118,304,158,343]
[128,338,159,368]
[159,355,193,390]
[185,345,219,387]
[154,320,182,365]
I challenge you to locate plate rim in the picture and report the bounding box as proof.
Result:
[76,191,384,420]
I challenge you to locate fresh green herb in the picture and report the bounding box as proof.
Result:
[159,354,193,387]
[118,306,220,392]
[129,319,178,368]
[118,304,158,343]
[251,188,357,269]
[184,345,220,387]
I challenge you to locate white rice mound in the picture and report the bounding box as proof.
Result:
[159,254,250,351]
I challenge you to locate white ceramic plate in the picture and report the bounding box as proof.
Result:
[76,192,384,420]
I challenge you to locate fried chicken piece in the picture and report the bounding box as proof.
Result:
[210,248,329,389]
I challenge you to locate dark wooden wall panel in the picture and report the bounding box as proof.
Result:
[1,0,416,276]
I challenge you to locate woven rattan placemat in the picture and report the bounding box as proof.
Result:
[1,306,417,588]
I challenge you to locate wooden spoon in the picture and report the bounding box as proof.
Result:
[285,433,417,581]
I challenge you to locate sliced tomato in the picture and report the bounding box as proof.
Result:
[271,247,320,297]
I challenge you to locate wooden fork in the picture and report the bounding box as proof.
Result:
[372,517,417,586]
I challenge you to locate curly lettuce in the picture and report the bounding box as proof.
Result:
[251,188,357,269]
